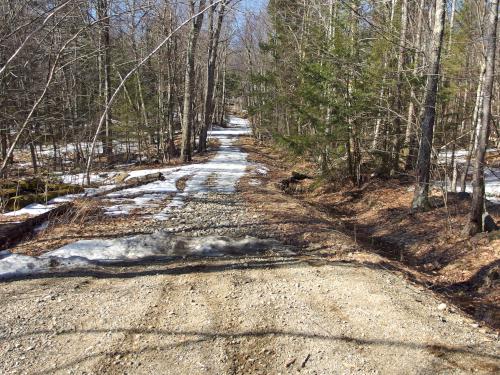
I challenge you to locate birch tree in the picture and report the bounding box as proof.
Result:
[465,0,499,235]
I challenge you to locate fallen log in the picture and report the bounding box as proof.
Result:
[92,172,165,198]
[0,202,73,250]
[291,171,312,181]
[1,178,83,212]
[125,172,165,186]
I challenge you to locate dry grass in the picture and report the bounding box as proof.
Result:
[176,175,190,192]
[58,199,105,225]
[10,197,167,256]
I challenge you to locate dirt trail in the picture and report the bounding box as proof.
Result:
[1,123,499,374]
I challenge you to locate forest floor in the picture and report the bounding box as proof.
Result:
[1,119,499,374]
[241,139,500,330]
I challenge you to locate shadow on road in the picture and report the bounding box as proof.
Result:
[14,326,498,374]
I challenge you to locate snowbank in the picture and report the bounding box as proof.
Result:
[0,234,286,279]
[3,203,54,217]
[0,250,90,279]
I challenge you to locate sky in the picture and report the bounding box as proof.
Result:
[240,0,268,13]
[233,0,268,30]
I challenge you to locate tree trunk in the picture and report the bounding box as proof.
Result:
[412,0,446,210]
[219,45,228,126]
[98,0,113,156]
[166,9,177,159]
[404,0,425,171]
[199,0,227,153]
[461,64,486,192]
[372,0,395,152]
[29,140,38,174]
[390,0,408,174]
[0,122,8,161]
[181,0,206,162]
[465,0,499,235]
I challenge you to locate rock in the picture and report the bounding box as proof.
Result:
[437,303,447,311]
[114,172,129,184]
[482,213,499,232]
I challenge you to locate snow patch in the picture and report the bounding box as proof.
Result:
[103,117,251,219]
[0,250,89,279]
[46,234,278,260]
[3,203,53,217]
[2,117,252,227]
[437,149,500,203]
[0,234,288,280]
[255,167,269,175]
[2,184,118,218]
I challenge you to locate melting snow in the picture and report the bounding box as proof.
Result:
[0,235,287,279]
[0,251,89,279]
[437,149,500,203]
[3,203,54,217]
[2,184,117,217]
[3,116,251,219]
[102,116,251,219]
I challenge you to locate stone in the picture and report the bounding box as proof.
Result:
[483,213,499,232]
[437,303,447,311]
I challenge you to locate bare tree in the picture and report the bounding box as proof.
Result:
[85,0,220,183]
[390,0,409,174]
[465,0,499,235]
[181,0,207,162]
[412,0,446,210]
[198,0,229,153]
[98,0,113,156]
